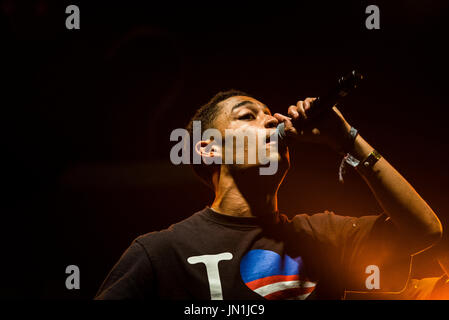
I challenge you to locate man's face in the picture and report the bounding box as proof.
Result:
[211,95,290,176]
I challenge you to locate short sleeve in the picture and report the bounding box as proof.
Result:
[95,240,154,300]
[339,213,412,292]
[291,212,412,293]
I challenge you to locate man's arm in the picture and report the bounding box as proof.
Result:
[348,133,442,254]
[274,97,443,255]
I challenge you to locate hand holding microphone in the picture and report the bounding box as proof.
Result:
[273,98,352,152]
[274,70,363,153]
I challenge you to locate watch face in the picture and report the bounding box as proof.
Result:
[362,150,382,168]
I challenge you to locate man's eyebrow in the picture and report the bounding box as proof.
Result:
[231,100,268,112]
[231,100,254,112]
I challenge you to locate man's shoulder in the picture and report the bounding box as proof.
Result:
[287,210,384,245]
[290,210,382,227]
[289,210,352,226]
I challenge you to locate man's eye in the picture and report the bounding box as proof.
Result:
[239,113,256,120]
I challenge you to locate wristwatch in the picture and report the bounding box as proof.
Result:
[345,149,382,169]
[360,149,382,169]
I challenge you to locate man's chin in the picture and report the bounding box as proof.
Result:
[228,156,288,177]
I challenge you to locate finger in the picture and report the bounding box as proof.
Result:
[273,113,297,134]
[303,97,317,111]
[288,105,299,120]
[273,113,291,123]
[296,101,307,120]
[303,99,311,114]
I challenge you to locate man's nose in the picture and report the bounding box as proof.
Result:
[264,115,279,129]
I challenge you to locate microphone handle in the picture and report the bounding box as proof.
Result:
[306,70,364,121]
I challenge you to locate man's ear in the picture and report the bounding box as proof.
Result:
[194,140,222,163]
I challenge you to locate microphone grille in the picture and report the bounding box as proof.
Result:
[276,122,286,139]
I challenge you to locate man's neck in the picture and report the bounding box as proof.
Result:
[210,170,279,218]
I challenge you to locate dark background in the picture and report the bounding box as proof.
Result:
[1,0,448,299]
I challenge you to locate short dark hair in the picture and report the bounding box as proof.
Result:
[186,89,253,189]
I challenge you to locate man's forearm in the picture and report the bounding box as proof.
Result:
[350,133,442,253]
[277,98,442,252]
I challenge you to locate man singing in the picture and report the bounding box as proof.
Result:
[95,90,442,300]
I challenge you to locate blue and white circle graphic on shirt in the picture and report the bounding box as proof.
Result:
[240,249,317,300]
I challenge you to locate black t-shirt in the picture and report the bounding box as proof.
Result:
[95,207,411,300]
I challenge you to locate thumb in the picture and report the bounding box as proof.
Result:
[273,113,298,136]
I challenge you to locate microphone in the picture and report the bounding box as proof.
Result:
[276,70,364,139]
